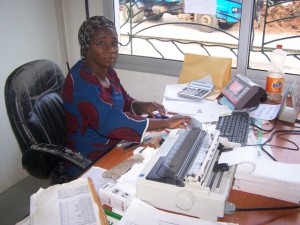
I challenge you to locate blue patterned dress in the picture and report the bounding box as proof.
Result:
[63,60,148,177]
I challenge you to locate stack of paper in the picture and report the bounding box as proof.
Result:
[219,146,300,203]
[30,177,108,225]
[234,158,300,203]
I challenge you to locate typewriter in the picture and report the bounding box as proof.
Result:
[136,127,235,221]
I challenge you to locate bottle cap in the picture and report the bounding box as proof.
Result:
[277,44,283,49]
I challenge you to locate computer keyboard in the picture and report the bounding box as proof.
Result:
[215,110,250,146]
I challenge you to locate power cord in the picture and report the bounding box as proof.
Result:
[249,118,300,161]
[261,129,300,151]
[236,205,300,212]
[258,129,300,161]
[250,118,277,132]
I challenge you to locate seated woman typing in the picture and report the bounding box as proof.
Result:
[63,16,190,179]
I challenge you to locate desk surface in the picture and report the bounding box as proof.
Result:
[94,120,300,225]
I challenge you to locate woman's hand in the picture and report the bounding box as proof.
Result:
[165,114,191,129]
[132,101,166,117]
[147,114,191,131]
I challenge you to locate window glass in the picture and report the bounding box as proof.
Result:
[249,0,300,75]
[117,0,242,67]
[110,0,299,77]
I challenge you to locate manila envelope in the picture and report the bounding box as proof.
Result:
[177,53,232,91]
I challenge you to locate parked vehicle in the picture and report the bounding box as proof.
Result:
[120,0,242,32]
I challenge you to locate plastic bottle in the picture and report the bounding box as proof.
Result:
[265,44,287,102]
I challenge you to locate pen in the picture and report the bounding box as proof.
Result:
[139,147,146,153]
[117,140,139,148]
[123,142,140,151]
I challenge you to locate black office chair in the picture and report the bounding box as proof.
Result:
[4,59,92,184]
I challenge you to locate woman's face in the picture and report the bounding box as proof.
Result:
[86,27,119,69]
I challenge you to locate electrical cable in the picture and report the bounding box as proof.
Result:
[236,205,300,212]
[260,143,278,161]
[259,129,300,161]
[249,117,300,161]
[251,119,277,132]
[261,129,300,151]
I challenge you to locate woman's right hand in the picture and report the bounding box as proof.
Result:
[165,114,191,129]
[147,114,191,131]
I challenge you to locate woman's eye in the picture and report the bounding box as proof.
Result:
[112,41,119,47]
[98,41,105,46]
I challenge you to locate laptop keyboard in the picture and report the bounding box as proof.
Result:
[215,111,250,146]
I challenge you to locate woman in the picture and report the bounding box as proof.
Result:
[63,16,190,178]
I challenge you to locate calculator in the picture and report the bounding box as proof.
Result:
[178,81,215,99]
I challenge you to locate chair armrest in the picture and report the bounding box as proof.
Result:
[30,143,92,170]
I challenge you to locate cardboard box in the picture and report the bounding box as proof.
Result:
[98,182,135,213]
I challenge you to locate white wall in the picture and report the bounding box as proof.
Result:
[117,69,177,102]
[62,0,103,68]
[0,0,64,193]
[0,0,173,193]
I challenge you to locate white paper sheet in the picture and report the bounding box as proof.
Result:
[118,198,237,225]
[162,98,202,115]
[219,146,259,173]
[193,104,232,123]
[249,104,281,120]
[81,166,116,190]
[30,178,101,225]
[164,83,201,101]
[233,158,300,203]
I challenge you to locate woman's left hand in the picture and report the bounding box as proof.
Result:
[133,101,166,117]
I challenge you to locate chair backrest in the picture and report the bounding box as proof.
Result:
[5,60,65,153]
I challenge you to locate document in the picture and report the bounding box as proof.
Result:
[30,177,108,225]
[163,83,200,101]
[163,98,202,115]
[249,103,281,120]
[81,166,116,190]
[193,104,232,123]
[118,198,238,225]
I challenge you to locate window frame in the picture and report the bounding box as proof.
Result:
[102,0,298,87]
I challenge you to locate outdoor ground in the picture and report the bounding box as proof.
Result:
[265,1,300,34]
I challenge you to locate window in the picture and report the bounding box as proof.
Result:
[249,0,300,75]
[103,0,300,86]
